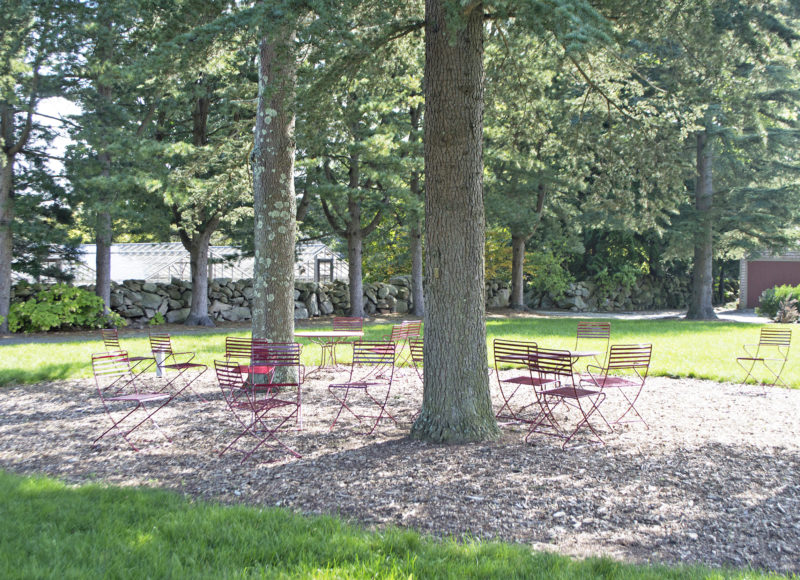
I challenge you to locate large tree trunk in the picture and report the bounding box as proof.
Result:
[0,152,13,334]
[411,0,499,443]
[510,233,527,310]
[251,31,297,344]
[686,130,718,320]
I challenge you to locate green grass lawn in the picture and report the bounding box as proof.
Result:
[0,317,794,387]
[0,470,788,580]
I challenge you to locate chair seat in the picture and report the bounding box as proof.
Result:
[541,385,601,399]
[582,375,637,388]
[502,375,556,386]
[241,364,276,374]
[108,393,170,403]
[164,362,205,370]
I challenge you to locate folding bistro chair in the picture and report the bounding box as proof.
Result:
[101,328,156,376]
[492,339,553,422]
[149,332,208,401]
[214,358,301,463]
[323,316,365,366]
[328,341,397,434]
[575,321,611,368]
[525,347,607,449]
[736,327,791,388]
[582,343,652,428]
[92,351,173,451]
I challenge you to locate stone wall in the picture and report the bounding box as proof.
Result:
[10,274,689,327]
[527,276,690,312]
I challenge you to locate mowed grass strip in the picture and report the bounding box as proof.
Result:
[0,470,787,580]
[0,318,796,387]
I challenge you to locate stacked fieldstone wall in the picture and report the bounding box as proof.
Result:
[10,274,689,327]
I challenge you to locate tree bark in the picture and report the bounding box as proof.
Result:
[180,213,218,327]
[251,31,297,344]
[95,203,112,311]
[686,130,718,320]
[411,0,499,443]
[409,103,425,317]
[346,192,365,318]
[320,155,386,319]
[182,87,216,327]
[0,148,13,334]
[410,220,424,317]
[510,233,527,310]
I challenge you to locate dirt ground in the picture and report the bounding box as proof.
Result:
[1,363,798,576]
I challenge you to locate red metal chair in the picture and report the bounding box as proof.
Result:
[525,347,607,449]
[492,339,554,422]
[149,332,208,401]
[575,321,611,368]
[101,328,156,376]
[91,351,173,451]
[214,359,301,463]
[328,341,397,434]
[736,327,791,388]
[582,343,652,428]
[322,316,365,366]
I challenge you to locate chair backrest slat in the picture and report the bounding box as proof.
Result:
[101,329,121,351]
[759,328,791,347]
[576,321,611,340]
[606,344,652,369]
[255,342,302,366]
[409,339,424,364]
[333,317,364,332]
[493,339,537,369]
[528,348,573,379]
[352,341,395,365]
[401,321,422,338]
[92,351,132,379]
[149,332,173,354]
[214,359,246,388]
[225,337,254,360]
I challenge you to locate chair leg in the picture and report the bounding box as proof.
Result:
[563,393,606,448]
[161,366,208,402]
[94,399,172,451]
[364,384,398,434]
[614,385,648,428]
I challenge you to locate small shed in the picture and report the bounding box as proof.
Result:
[739,250,800,309]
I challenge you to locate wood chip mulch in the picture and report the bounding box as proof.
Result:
[1,369,798,576]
